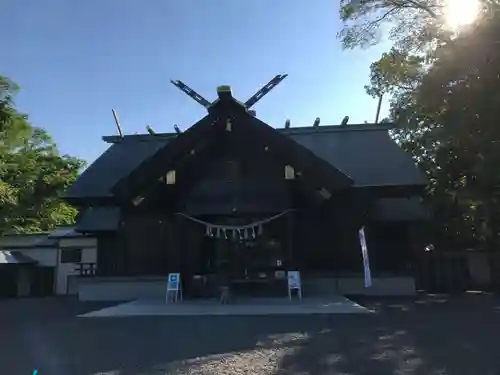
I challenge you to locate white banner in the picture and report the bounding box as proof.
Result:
[358,227,372,288]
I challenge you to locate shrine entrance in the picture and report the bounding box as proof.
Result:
[182,211,293,298]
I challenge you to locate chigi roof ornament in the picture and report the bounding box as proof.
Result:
[111,109,124,139]
[146,125,156,135]
[170,74,288,115]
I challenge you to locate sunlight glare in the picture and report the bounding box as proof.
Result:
[444,0,481,30]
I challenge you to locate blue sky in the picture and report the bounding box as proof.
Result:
[2,0,390,164]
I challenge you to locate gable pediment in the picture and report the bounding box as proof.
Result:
[110,98,353,201]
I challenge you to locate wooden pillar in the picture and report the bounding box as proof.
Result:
[167,214,179,273]
[121,221,129,275]
[174,215,184,277]
[287,211,294,269]
[160,216,169,274]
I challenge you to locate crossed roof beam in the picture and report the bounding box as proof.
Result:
[170,74,288,112]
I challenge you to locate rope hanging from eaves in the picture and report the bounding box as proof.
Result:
[175,209,295,241]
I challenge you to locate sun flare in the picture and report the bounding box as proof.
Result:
[444,0,481,30]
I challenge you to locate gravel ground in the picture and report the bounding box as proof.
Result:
[0,294,499,375]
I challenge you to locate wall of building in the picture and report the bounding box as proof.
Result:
[17,247,57,266]
[78,275,416,301]
[79,276,166,301]
[303,276,416,296]
[0,234,97,296]
[16,267,31,297]
[13,244,97,295]
[466,252,491,286]
[15,247,58,297]
[57,237,97,295]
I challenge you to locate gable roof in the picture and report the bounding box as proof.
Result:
[75,206,121,232]
[64,124,425,201]
[0,234,58,248]
[285,126,425,187]
[48,227,84,239]
[0,250,38,264]
[65,135,176,200]
[111,100,354,199]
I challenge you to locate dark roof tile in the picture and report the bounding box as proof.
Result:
[0,250,38,264]
[65,124,425,199]
[64,137,173,199]
[75,207,121,232]
[287,128,425,186]
[48,227,84,238]
[0,236,58,248]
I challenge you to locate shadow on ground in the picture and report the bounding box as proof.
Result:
[0,293,499,375]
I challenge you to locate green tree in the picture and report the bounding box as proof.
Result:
[0,75,85,234]
[369,5,500,250]
[338,0,445,51]
[414,10,500,249]
[339,0,500,250]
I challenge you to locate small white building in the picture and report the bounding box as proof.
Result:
[0,227,97,297]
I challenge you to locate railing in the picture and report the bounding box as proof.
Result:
[75,262,97,277]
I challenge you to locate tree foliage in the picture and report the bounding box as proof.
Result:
[0,75,85,234]
[365,48,425,97]
[349,1,500,250]
[412,10,500,249]
[338,0,446,51]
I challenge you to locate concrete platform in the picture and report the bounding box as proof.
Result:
[78,296,372,317]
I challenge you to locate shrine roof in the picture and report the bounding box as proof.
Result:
[64,123,425,200]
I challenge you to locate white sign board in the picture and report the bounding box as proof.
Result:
[166,273,182,303]
[358,227,372,288]
[287,270,302,300]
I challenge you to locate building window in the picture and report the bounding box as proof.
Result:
[60,248,82,263]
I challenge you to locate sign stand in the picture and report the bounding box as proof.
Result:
[166,273,182,303]
[287,270,302,300]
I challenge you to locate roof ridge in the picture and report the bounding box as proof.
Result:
[102,123,392,143]
[280,123,392,135]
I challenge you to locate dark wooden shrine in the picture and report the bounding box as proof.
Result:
[65,75,429,296]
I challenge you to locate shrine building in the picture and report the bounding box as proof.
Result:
[63,76,429,300]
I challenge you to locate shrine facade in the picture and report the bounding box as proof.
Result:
[65,80,429,300]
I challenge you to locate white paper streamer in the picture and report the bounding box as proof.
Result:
[175,209,295,241]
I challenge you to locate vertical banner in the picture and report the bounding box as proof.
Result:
[358,227,372,288]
